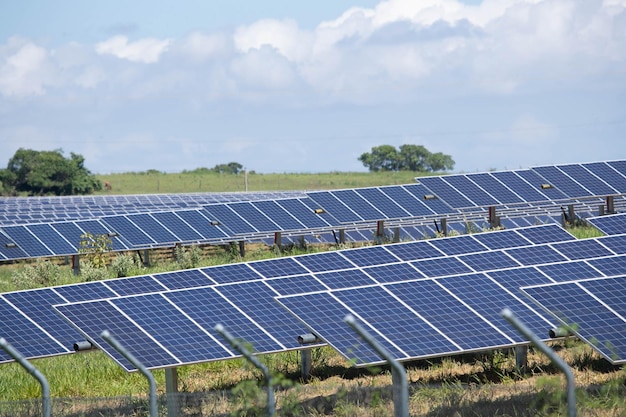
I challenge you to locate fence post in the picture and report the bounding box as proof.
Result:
[344,314,409,417]
[0,338,51,417]
[100,331,158,417]
[501,308,576,417]
[215,324,276,417]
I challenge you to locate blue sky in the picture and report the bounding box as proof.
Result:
[1,0,624,175]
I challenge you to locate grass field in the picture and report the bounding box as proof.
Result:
[1,172,625,416]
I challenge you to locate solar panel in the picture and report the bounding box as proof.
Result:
[466,173,525,205]
[587,213,626,236]
[583,162,626,194]
[355,188,413,219]
[521,276,626,364]
[557,164,617,196]
[418,176,476,209]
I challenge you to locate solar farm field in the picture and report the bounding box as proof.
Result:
[1,162,626,416]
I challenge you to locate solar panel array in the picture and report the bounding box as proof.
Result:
[0,224,557,367]
[521,276,626,364]
[41,224,625,370]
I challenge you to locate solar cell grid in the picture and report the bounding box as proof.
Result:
[587,256,626,277]
[331,189,386,221]
[428,235,488,256]
[443,175,500,206]
[201,205,257,235]
[587,213,626,236]
[457,251,521,272]
[505,245,569,266]
[521,280,626,364]
[410,256,474,277]
[363,263,425,283]
[313,269,377,289]
[339,246,401,267]
[355,188,412,219]
[584,162,626,193]
[472,229,532,250]
[515,169,569,201]
[466,173,525,205]
[252,200,306,231]
[402,184,457,214]
[515,224,575,245]
[418,176,476,209]
[154,269,214,290]
[536,261,605,282]
[306,191,362,223]
[490,171,550,203]
[201,263,263,284]
[557,164,617,196]
[266,275,328,296]
[249,257,309,278]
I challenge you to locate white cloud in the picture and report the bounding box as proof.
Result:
[95,35,171,63]
[0,38,56,97]
[234,19,313,62]
[180,31,231,61]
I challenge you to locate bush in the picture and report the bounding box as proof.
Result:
[79,260,110,282]
[175,245,202,269]
[11,260,62,289]
[110,253,143,277]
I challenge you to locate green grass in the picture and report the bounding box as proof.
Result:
[95,171,425,194]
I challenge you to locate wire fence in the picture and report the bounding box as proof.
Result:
[3,382,623,417]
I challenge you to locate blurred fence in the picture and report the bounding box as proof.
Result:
[3,382,621,417]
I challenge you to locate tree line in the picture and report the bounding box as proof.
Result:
[0,145,453,196]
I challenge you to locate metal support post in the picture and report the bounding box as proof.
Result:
[338,229,345,244]
[440,218,448,236]
[599,205,605,216]
[375,220,385,244]
[393,227,400,243]
[143,249,151,267]
[606,196,615,214]
[274,232,282,252]
[238,240,245,257]
[101,331,158,417]
[501,309,576,417]
[72,254,80,275]
[215,324,276,417]
[344,314,409,417]
[301,349,313,381]
[0,338,51,417]
[568,205,575,224]
[515,345,528,374]
[165,367,179,417]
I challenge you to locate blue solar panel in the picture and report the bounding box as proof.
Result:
[486,267,553,294]
[275,198,338,228]
[597,234,626,254]
[355,188,412,219]
[584,162,626,193]
[388,280,513,349]
[150,212,204,241]
[54,282,117,302]
[252,200,306,231]
[200,263,262,284]
[112,294,230,364]
[363,263,425,283]
[50,222,89,250]
[442,175,499,207]
[472,229,532,250]
[505,245,569,266]
[384,240,444,261]
[557,164,617,196]
[490,171,549,203]
[0,297,69,362]
[515,225,575,245]
[176,210,228,240]
[587,213,626,236]
[411,257,474,277]
[314,269,377,289]
[428,235,488,256]
[536,261,605,282]
[164,286,285,353]
[339,246,400,267]
[266,275,327,296]
[581,276,626,318]
[27,224,76,255]
[418,176,476,209]
[379,186,436,217]
[101,216,154,246]
[249,257,309,278]
[54,300,176,370]
[521,278,626,364]
[128,214,179,243]
[436,273,553,343]
[154,269,214,290]
[515,169,569,201]
[104,275,167,296]
[295,251,356,272]
[402,184,457,214]
[551,239,614,260]
[0,232,29,259]
[202,205,257,235]
[457,251,521,272]
[307,191,362,223]
[2,226,53,257]
[331,190,386,221]
[587,256,626,277]
[466,173,525,205]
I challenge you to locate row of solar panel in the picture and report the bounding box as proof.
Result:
[54,225,626,369]
[417,160,626,209]
[0,191,305,226]
[0,184,462,260]
[1,223,623,369]
[3,171,624,262]
[1,160,625,228]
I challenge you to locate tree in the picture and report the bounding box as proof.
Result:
[358,144,455,173]
[211,162,244,174]
[357,145,400,172]
[0,148,102,196]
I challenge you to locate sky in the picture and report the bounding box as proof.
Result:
[0,0,625,175]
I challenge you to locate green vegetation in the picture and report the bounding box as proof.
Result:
[95,170,422,194]
[0,148,101,196]
[358,144,455,172]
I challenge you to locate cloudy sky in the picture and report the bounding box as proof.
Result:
[1,0,625,175]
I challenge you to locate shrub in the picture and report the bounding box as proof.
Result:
[79,260,110,282]
[110,253,143,278]
[11,260,62,289]
[175,245,202,269]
